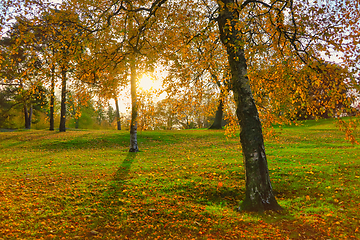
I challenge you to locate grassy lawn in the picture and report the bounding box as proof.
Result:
[0,119,359,239]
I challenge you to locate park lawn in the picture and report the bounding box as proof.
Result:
[0,118,359,239]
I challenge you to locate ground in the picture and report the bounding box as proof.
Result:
[0,118,359,239]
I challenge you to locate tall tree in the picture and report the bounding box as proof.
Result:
[129,57,139,151]
[216,1,282,211]
[214,0,359,211]
[69,0,170,151]
[36,7,88,132]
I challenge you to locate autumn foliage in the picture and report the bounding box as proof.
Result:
[1,0,360,215]
[0,0,359,132]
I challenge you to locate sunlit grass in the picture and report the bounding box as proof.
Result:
[0,119,359,239]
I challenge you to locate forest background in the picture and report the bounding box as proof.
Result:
[1,0,359,134]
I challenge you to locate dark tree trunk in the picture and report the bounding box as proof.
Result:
[217,0,282,212]
[115,97,121,130]
[129,58,139,152]
[49,65,55,131]
[29,105,32,128]
[209,98,223,129]
[59,68,67,132]
[24,105,29,129]
[24,104,32,129]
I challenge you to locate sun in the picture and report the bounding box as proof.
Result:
[138,74,159,92]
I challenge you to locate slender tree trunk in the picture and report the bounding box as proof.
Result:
[24,105,28,129]
[129,58,139,152]
[59,68,67,132]
[217,0,282,212]
[24,104,30,129]
[49,65,55,131]
[24,104,33,129]
[209,98,223,129]
[115,97,121,130]
[29,105,32,129]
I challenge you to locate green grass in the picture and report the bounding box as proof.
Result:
[0,119,359,239]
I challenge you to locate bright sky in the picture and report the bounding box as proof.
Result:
[138,74,162,92]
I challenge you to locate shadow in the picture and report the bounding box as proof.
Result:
[37,132,129,151]
[159,178,245,210]
[0,130,60,150]
[77,152,138,238]
[0,129,16,132]
[101,152,137,201]
[113,152,137,183]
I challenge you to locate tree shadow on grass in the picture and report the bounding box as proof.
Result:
[38,133,129,151]
[106,152,137,196]
[77,152,138,238]
[0,131,60,150]
[114,152,137,182]
[96,152,138,217]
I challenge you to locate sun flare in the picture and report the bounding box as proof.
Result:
[138,74,159,92]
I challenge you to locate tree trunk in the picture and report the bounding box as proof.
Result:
[24,105,29,129]
[29,105,32,129]
[129,58,139,152]
[209,98,223,129]
[49,65,55,131]
[24,104,30,129]
[59,68,67,132]
[115,97,121,130]
[217,0,282,212]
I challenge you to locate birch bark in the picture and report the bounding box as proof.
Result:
[217,0,282,211]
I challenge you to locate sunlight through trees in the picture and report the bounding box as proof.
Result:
[1,0,359,212]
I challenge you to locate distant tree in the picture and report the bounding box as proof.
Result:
[294,62,356,120]
[19,83,48,129]
[208,74,230,130]
[34,7,88,132]
[67,90,94,129]
[0,87,17,128]
[107,103,116,127]
[154,98,179,130]
[138,91,156,130]
[95,101,107,126]
[114,97,122,130]
[0,84,48,129]
[0,18,48,129]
